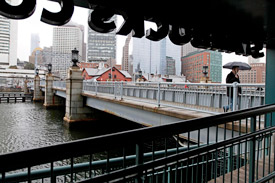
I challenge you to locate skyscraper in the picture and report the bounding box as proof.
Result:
[87,11,116,62]
[132,37,160,74]
[181,42,200,57]
[132,37,181,75]
[52,22,84,78]
[30,33,40,55]
[166,56,176,75]
[0,0,18,68]
[122,34,132,72]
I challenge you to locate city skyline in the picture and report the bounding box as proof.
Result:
[13,0,266,83]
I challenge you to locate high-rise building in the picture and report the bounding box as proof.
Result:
[122,34,132,72]
[181,50,222,83]
[181,42,200,57]
[30,33,40,55]
[248,56,260,64]
[239,62,266,83]
[166,56,176,75]
[87,11,116,62]
[132,37,181,75]
[52,22,84,78]
[0,0,18,68]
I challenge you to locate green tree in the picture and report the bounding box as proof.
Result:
[24,62,35,70]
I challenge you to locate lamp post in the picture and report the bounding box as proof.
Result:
[71,48,79,67]
[202,65,208,77]
[48,63,52,74]
[202,65,209,83]
[35,68,39,76]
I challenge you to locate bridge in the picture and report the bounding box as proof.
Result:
[32,74,265,127]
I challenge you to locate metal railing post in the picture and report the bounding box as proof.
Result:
[120,81,123,100]
[135,143,144,183]
[232,82,238,111]
[249,116,257,183]
[114,81,117,99]
[157,82,161,107]
[95,81,98,95]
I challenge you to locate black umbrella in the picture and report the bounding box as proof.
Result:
[223,61,251,70]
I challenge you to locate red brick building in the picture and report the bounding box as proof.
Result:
[238,62,266,83]
[82,67,132,81]
[181,50,222,83]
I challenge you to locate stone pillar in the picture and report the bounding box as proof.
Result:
[43,74,64,108]
[23,79,29,94]
[33,75,43,101]
[63,66,95,126]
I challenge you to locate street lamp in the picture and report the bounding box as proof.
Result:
[71,48,79,67]
[202,65,208,77]
[48,63,52,74]
[35,68,39,76]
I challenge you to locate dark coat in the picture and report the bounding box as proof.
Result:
[226,71,242,97]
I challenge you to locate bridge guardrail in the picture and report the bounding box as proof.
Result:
[82,81,265,113]
[53,80,66,89]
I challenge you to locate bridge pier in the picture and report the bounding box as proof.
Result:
[63,66,95,126]
[43,74,64,108]
[23,79,29,95]
[33,75,43,102]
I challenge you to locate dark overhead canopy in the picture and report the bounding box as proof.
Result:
[1,0,274,58]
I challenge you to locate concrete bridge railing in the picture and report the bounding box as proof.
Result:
[38,80,265,114]
[82,81,265,113]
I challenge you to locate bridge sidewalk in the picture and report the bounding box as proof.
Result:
[82,91,212,121]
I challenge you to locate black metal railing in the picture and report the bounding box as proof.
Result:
[0,104,275,183]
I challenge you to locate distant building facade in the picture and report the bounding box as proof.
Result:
[132,37,181,75]
[82,67,132,81]
[122,34,132,72]
[87,11,116,62]
[52,23,84,78]
[181,42,200,57]
[30,33,40,55]
[239,62,266,83]
[29,46,53,68]
[29,47,43,66]
[166,56,176,75]
[181,50,222,83]
[0,1,18,68]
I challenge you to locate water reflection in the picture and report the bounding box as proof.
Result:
[0,103,143,154]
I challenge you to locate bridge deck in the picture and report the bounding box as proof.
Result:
[82,91,212,122]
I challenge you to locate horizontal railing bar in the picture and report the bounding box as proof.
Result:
[255,171,275,183]
[0,144,208,182]
[0,104,274,173]
[82,126,275,183]
[84,80,265,88]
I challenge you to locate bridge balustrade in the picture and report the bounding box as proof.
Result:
[0,104,275,183]
[53,80,66,89]
[82,81,265,113]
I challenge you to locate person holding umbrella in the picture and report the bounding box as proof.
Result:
[222,61,251,112]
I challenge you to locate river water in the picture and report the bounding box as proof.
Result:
[0,102,143,154]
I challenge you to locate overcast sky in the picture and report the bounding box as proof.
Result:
[16,0,266,83]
